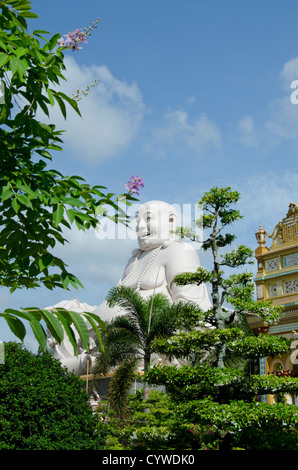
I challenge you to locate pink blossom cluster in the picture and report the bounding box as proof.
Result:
[58,29,88,51]
[125,175,144,195]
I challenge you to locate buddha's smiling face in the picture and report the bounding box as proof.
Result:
[136,201,177,251]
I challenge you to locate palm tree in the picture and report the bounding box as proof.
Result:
[94,285,197,416]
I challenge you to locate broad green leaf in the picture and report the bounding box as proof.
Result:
[3,308,47,350]
[19,307,42,322]
[68,274,84,290]
[9,12,27,29]
[44,54,57,66]
[33,29,50,35]
[9,56,27,79]
[39,122,53,134]
[66,198,87,208]
[61,273,70,289]
[54,94,67,119]
[82,311,107,333]
[15,183,35,197]
[64,309,90,352]
[73,212,90,222]
[3,0,24,5]
[38,253,54,270]
[35,149,52,160]
[53,204,64,226]
[4,308,31,320]
[0,313,26,341]
[15,47,28,58]
[0,41,8,52]
[47,32,60,51]
[34,50,46,63]
[40,309,64,343]
[82,314,104,354]
[70,175,86,182]
[37,98,49,117]
[0,53,10,68]
[1,188,13,201]
[58,92,82,117]
[66,208,76,224]
[28,319,47,351]
[54,309,78,356]
[10,0,34,10]
[47,88,55,106]
[75,218,85,230]
[17,194,33,208]
[17,11,39,18]
[12,197,20,213]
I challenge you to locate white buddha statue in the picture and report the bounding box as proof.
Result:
[47,200,211,374]
[119,200,210,305]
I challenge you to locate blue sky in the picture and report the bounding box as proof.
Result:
[2,0,298,348]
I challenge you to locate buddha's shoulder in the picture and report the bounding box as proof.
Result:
[163,240,198,257]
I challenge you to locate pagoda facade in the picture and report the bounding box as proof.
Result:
[249,203,298,404]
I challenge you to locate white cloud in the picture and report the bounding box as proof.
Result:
[234,170,298,248]
[236,57,298,150]
[152,110,222,154]
[264,95,298,141]
[281,57,298,87]
[46,56,146,164]
[52,225,137,287]
[186,96,196,104]
[236,115,259,147]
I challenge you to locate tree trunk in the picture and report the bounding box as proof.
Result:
[217,344,226,369]
[211,224,227,368]
[143,352,151,401]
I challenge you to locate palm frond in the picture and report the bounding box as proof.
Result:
[109,315,146,346]
[108,356,141,418]
[146,296,175,339]
[95,324,141,373]
[99,286,182,407]
[106,285,148,332]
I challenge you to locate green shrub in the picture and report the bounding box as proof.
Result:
[0,342,99,450]
[97,390,220,450]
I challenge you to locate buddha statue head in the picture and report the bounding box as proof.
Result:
[135,200,178,251]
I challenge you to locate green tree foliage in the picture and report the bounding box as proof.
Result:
[94,285,196,414]
[0,342,99,449]
[144,187,298,450]
[0,0,135,350]
[96,390,220,450]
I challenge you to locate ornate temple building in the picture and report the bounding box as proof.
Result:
[248,203,298,404]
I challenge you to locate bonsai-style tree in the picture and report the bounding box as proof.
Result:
[146,187,298,450]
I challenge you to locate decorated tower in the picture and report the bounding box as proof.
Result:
[249,203,298,404]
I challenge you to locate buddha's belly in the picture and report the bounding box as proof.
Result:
[122,261,167,292]
[136,283,171,300]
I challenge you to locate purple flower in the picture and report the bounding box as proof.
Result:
[125,175,144,195]
[58,29,88,51]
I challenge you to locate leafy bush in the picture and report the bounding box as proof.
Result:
[96,390,220,450]
[0,342,99,450]
[176,398,298,450]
